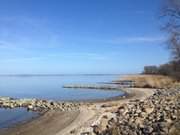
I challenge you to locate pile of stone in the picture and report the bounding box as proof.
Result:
[63,84,121,90]
[93,88,180,135]
[0,97,80,112]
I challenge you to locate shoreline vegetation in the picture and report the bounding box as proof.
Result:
[116,75,176,89]
[0,74,179,135]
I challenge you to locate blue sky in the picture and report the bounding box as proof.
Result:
[0,0,170,74]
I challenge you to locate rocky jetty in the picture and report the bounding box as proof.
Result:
[0,97,80,112]
[63,84,122,90]
[92,88,180,135]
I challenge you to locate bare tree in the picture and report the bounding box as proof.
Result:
[162,0,180,61]
[143,1,180,80]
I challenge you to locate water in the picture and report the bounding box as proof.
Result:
[0,108,38,129]
[0,75,123,100]
[0,75,123,129]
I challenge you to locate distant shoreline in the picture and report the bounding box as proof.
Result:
[0,73,136,77]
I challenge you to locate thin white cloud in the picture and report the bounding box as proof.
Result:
[0,52,108,62]
[104,36,166,44]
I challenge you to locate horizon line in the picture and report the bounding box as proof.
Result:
[0,73,138,77]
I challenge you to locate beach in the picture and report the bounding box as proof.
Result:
[0,75,179,135]
[0,87,155,135]
[1,0,179,134]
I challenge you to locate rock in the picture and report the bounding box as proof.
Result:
[101,104,112,108]
[171,115,177,120]
[27,105,34,110]
[91,88,180,135]
[143,126,154,134]
[0,96,80,112]
[81,132,91,135]
[70,129,76,134]
[92,125,100,134]
[135,118,144,125]
[144,107,154,114]
[102,115,108,119]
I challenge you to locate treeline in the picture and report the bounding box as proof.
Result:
[143,0,180,81]
[143,60,180,80]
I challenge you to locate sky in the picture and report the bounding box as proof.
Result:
[0,0,170,74]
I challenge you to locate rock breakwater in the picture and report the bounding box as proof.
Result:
[0,97,80,112]
[63,84,122,90]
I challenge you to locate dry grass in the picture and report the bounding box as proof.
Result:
[118,75,175,89]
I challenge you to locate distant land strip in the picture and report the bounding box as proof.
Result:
[0,74,135,77]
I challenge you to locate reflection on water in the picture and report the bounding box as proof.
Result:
[0,108,38,128]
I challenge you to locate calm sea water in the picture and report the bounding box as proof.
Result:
[0,75,123,128]
[0,75,123,100]
[0,108,38,129]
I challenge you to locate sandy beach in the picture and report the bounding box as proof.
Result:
[0,88,155,135]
